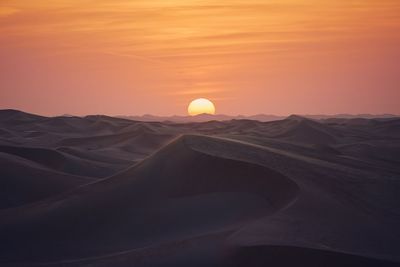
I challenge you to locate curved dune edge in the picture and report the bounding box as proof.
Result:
[0,145,67,170]
[7,242,399,267]
[121,134,300,208]
[224,245,400,267]
[0,152,91,210]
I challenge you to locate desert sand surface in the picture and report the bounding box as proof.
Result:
[0,109,400,266]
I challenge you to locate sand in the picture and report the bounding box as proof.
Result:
[0,109,399,266]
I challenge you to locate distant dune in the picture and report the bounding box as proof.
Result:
[118,112,398,123]
[0,109,399,266]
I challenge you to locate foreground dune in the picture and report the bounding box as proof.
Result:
[0,135,299,263]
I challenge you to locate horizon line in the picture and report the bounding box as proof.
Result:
[1,109,399,118]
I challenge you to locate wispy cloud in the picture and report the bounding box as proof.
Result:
[0,6,19,17]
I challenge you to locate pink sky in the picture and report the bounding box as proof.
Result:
[0,1,399,116]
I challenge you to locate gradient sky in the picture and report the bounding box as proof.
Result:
[1,1,399,116]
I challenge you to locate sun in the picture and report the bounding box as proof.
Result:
[187,98,216,116]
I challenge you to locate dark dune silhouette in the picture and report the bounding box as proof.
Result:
[0,152,92,210]
[0,145,128,179]
[119,113,398,123]
[0,109,46,125]
[261,115,338,144]
[0,109,399,266]
[0,145,67,170]
[226,245,399,267]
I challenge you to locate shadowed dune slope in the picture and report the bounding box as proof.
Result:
[56,146,132,165]
[0,145,127,178]
[57,131,173,151]
[123,135,299,205]
[0,145,67,170]
[254,115,338,145]
[0,153,92,210]
[0,109,45,126]
[226,245,399,267]
[0,135,299,263]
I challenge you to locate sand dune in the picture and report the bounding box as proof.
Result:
[255,115,338,144]
[0,110,399,266]
[0,145,67,169]
[0,152,92,210]
[226,245,399,267]
[0,109,45,126]
[0,145,127,178]
[56,146,132,165]
[116,135,299,204]
[0,135,299,263]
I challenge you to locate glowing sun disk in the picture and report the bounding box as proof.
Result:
[187,98,216,116]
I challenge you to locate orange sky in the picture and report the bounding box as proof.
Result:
[0,0,399,116]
